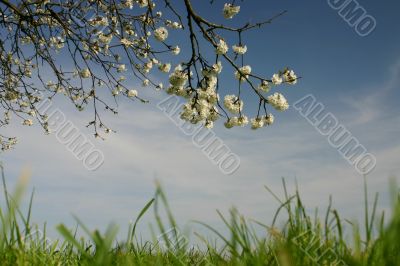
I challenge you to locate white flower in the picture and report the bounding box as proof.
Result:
[49,36,64,49]
[263,114,274,125]
[22,119,33,126]
[172,46,180,55]
[224,117,237,129]
[224,95,243,114]
[272,73,283,85]
[80,68,91,78]
[154,27,168,41]
[251,117,264,130]
[234,65,251,81]
[232,44,247,55]
[128,89,138,98]
[283,69,298,84]
[169,66,188,87]
[20,101,29,108]
[121,38,133,47]
[202,64,222,79]
[142,79,150,86]
[137,0,148,8]
[172,22,182,29]
[166,20,182,29]
[158,63,171,73]
[24,68,32,77]
[237,115,249,127]
[117,64,126,72]
[211,61,223,75]
[223,3,240,19]
[205,120,214,129]
[216,39,228,55]
[208,107,219,121]
[112,89,119,96]
[182,97,217,125]
[258,80,270,92]
[267,92,289,111]
[143,61,153,73]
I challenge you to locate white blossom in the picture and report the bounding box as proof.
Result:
[80,68,91,78]
[258,80,270,92]
[169,65,188,87]
[112,88,119,96]
[205,120,214,129]
[154,27,168,42]
[137,0,148,8]
[143,61,153,73]
[216,39,228,55]
[211,61,223,75]
[267,92,289,111]
[224,95,243,114]
[237,115,249,126]
[223,3,240,19]
[232,44,247,55]
[251,117,264,130]
[234,65,251,81]
[158,63,171,73]
[172,46,180,55]
[263,113,274,125]
[142,79,150,86]
[283,69,298,84]
[117,64,126,72]
[166,20,182,29]
[272,73,283,85]
[49,36,64,49]
[224,117,237,128]
[128,89,138,97]
[120,38,133,47]
[22,119,33,126]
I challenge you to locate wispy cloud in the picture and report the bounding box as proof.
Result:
[342,58,400,126]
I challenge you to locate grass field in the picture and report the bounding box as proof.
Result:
[1,166,399,265]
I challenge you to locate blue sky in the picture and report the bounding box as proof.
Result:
[1,0,400,241]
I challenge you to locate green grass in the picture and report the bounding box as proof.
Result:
[1,165,399,265]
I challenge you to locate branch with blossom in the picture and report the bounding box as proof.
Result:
[0,0,299,151]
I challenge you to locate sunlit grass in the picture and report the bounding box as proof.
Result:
[0,164,399,265]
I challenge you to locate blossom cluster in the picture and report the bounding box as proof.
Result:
[0,0,299,151]
[167,63,222,129]
[1,0,187,137]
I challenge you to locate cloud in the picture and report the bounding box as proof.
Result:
[342,58,400,126]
